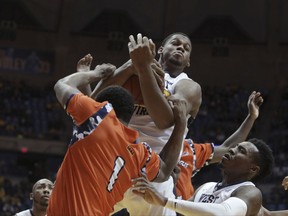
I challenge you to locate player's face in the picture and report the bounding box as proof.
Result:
[159,34,191,70]
[32,179,54,207]
[221,142,259,175]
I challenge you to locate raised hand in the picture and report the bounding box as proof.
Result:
[247,91,264,119]
[128,33,155,70]
[94,63,116,80]
[77,54,93,72]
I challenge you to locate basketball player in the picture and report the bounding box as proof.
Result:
[132,138,274,216]
[46,64,188,216]
[15,178,53,216]
[92,32,201,215]
[92,32,201,154]
[175,90,263,200]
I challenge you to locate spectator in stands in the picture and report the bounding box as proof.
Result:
[15,178,53,216]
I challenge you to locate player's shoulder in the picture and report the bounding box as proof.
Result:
[175,78,201,91]
[233,184,262,199]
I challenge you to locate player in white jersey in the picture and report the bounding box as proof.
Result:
[92,33,201,216]
[15,179,53,216]
[128,72,192,154]
[92,32,201,154]
[131,138,274,216]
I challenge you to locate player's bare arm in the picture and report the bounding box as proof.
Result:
[172,79,202,118]
[211,91,263,163]
[90,59,135,98]
[232,185,263,216]
[155,98,188,182]
[54,63,115,108]
[129,33,175,129]
[76,54,93,95]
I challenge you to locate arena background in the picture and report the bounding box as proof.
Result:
[0,0,287,214]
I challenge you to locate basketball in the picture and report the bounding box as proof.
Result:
[123,75,144,105]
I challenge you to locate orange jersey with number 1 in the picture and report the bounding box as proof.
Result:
[47,94,160,216]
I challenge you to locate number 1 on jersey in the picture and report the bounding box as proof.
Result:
[107,156,125,192]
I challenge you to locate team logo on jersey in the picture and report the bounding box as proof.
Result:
[178,160,189,168]
[127,145,135,156]
[163,89,171,97]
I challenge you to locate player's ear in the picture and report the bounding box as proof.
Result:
[250,165,260,177]
[30,192,33,200]
[158,46,163,55]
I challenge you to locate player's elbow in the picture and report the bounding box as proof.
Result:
[153,170,171,183]
[54,79,63,94]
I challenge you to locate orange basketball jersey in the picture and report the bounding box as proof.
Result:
[176,139,214,200]
[47,94,160,216]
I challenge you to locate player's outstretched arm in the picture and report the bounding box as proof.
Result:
[54,64,115,108]
[132,177,255,216]
[211,91,263,163]
[155,98,187,181]
[76,54,93,95]
[90,59,135,98]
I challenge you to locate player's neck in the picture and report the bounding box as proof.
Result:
[163,67,184,78]
[221,176,250,187]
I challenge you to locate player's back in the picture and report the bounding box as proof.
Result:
[47,94,160,216]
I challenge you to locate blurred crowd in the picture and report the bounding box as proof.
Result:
[0,78,67,141]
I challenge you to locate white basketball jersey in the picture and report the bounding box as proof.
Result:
[194,181,254,203]
[129,72,191,154]
[194,181,263,216]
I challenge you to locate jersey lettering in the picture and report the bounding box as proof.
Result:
[178,160,189,168]
[133,104,149,115]
[165,80,173,89]
[199,194,218,203]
